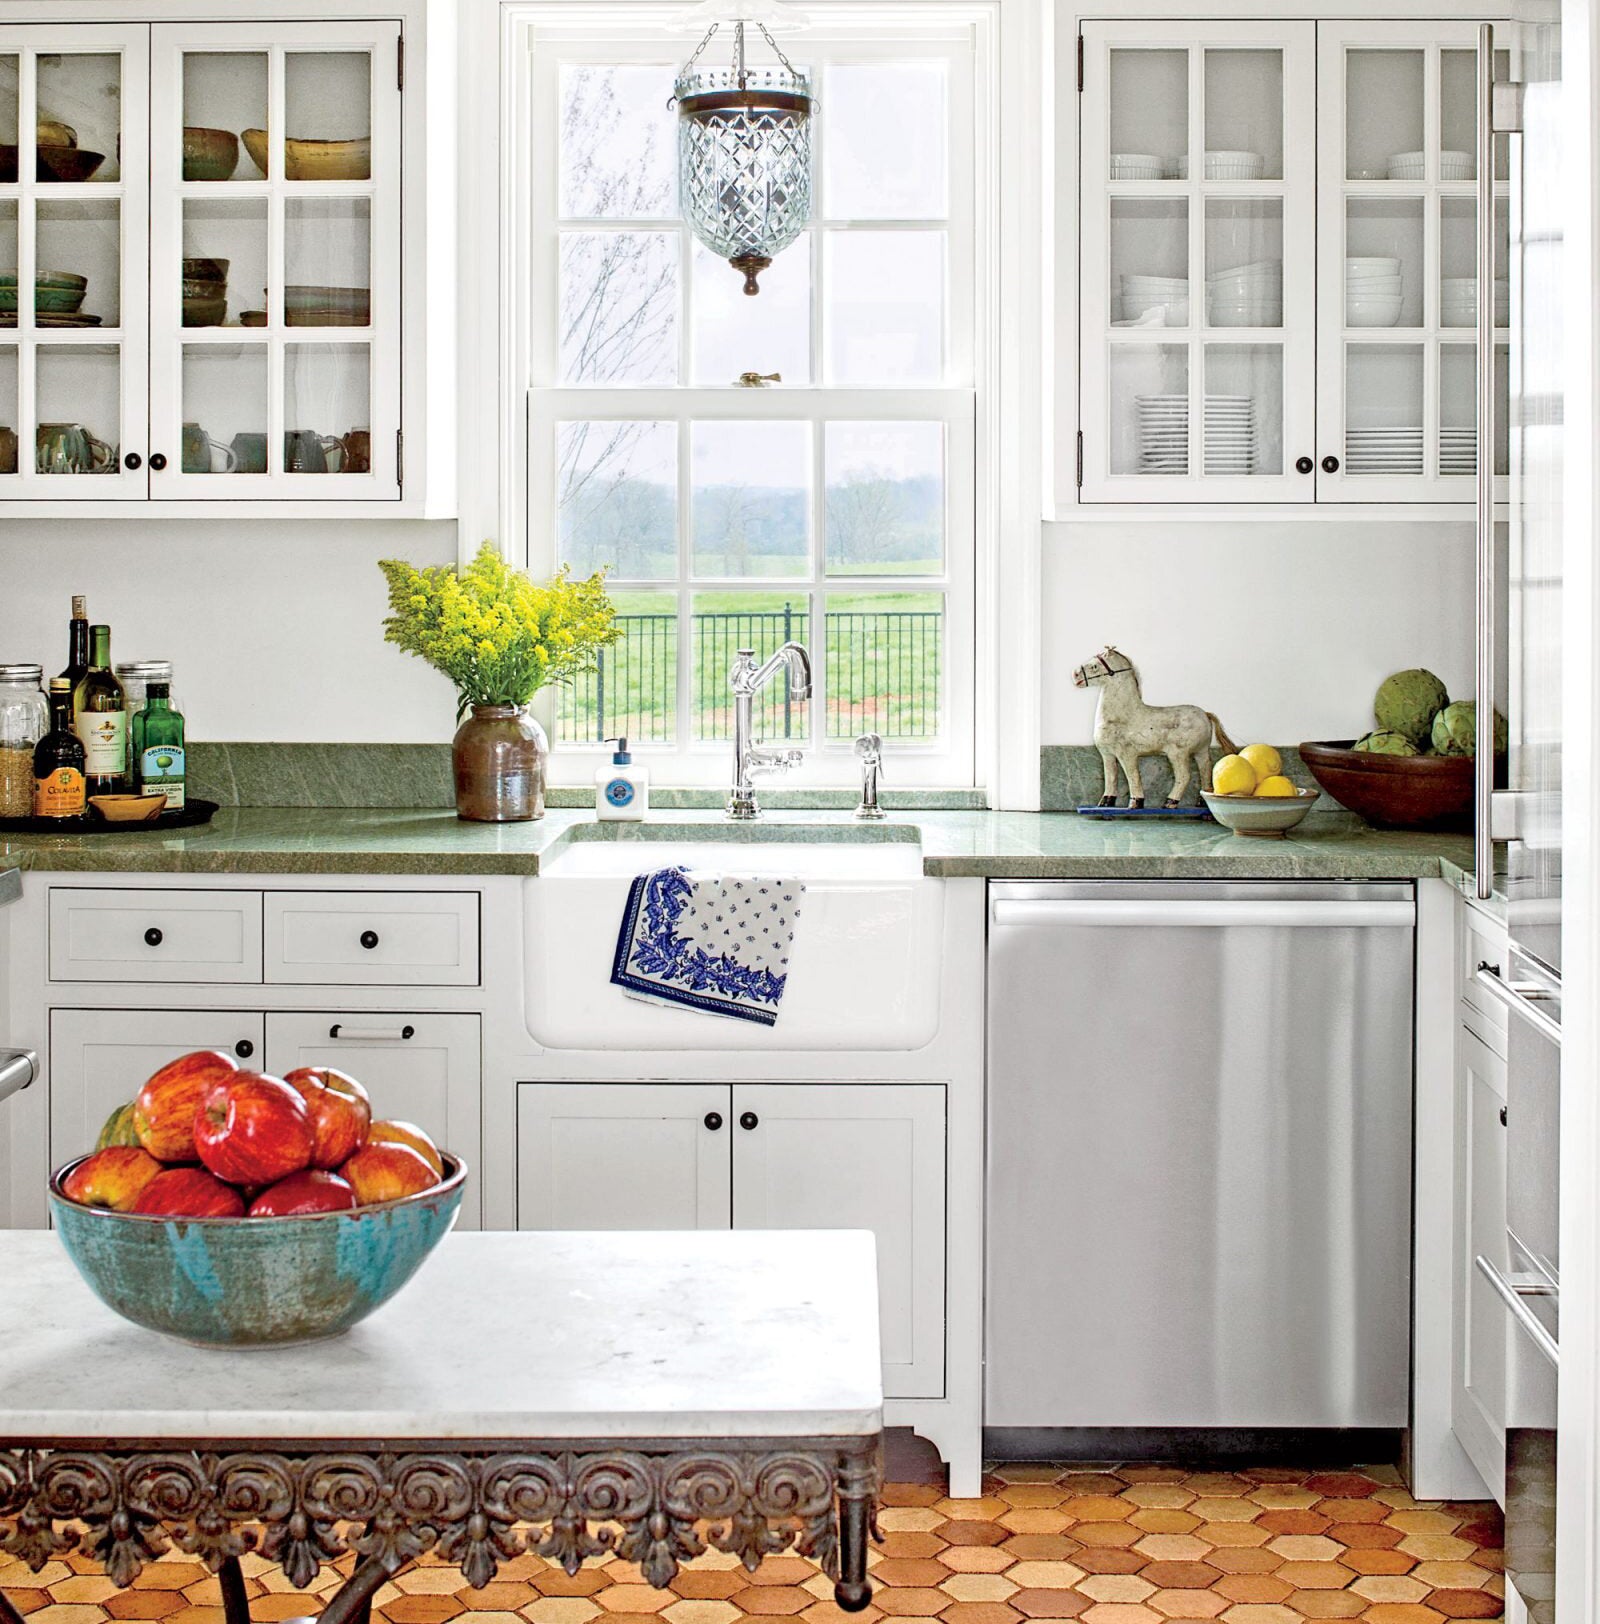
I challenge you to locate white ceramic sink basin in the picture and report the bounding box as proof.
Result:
[524,833,944,1051]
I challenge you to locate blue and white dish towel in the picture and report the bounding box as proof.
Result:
[611,866,805,1026]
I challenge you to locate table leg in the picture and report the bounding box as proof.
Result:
[834,1485,872,1613]
[318,1554,394,1624]
[217,1555,253,1624]
[0,1586,29,1624]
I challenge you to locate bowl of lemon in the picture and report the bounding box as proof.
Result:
[1201,744,1320,838]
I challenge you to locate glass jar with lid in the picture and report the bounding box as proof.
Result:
[0,664,48,817]
[115,661,174,782]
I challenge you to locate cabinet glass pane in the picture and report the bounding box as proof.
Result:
[1205,200,1281,328]
[182,53,265,182]
[558,65,677,220]
[36,53,121,183]
[1109,344,1188,476]
[283,52,371,177]
[183,199,266,329]
[824,63,947,220]
[285,198,371,327]
[1440,343,1509,477]
[35,344,119,472]
[558,589,676,746]
[0,57,18,154]
[825,421,944,576]
[1346,50,1423,181]
[36,199,118,328]
[1344,344,1423,475]
[0,200,15,328]
[1203,49,1283,181]
[560,231,678,385]
[1111,200,1188,327]
[824,231,943,383]
[558,419,677,579]
[1441,48,1509,181]
[0,347,17,475]
[282,343,367,473]
[182,345,266,474]
[1108,49,1185,181]
[1204,347,1280,476]
[824,590,942,740]
[1440,196,1509,328]
[1346,198,1422,329]
[691,420,810,580]
[691,237,810,384]
[692,590,811,742]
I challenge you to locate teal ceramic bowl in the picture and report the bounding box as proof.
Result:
[49,1153,466,1347]
[0,272,88,315]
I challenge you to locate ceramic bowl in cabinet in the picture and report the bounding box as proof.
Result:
[1109,152,1166,179]
[1346,296,1404,327]
[182,127,239,181]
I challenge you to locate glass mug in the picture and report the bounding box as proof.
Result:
[36,423,115,475]
[181,421,238,474]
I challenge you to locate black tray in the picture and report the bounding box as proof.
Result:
[0,797,219,835]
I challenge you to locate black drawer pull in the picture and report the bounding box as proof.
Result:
[739,1111,759,1131]
[234,1039,254,1059]
[704,1112,723,1131]
[328,1023,415,1041]
[360,929,380,950]
[143,926,163,947]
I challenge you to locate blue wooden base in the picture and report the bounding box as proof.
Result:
[1074,804,1216,821]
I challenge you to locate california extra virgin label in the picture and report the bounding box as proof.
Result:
[75,709,126,773]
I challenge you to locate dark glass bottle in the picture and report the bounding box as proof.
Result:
[58,594,88,709]
[33,678,87,821]
[133,680,186,810]
[73,624,127,795]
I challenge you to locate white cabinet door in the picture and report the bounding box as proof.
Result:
[1454,1022,1509,1501]
[49,1007,263,1165]
[733,1083,946,1399]
[515,1083,732,1232]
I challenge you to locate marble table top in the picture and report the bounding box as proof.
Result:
[0,1229,883,1443]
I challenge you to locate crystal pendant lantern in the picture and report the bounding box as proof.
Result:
[674,18,814,295]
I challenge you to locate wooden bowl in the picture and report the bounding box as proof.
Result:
[89,793,168,824]
[243,128,371,180]
[36,145,105,183]
[1298,739,1489,830]
[182,126,239,181]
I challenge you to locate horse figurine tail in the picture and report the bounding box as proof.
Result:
[1207,712,1240,756]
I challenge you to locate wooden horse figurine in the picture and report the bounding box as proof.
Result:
[1072,646,1235,809]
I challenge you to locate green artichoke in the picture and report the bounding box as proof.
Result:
[1354,730,1421,756]
[1374,668,1449,746]
[1431,700,1509,758]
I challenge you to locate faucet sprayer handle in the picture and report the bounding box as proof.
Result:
[855,732,884,768]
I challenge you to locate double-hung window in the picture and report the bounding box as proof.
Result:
[524,18,980,787]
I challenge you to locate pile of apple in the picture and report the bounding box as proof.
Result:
[60,1050,447,1219]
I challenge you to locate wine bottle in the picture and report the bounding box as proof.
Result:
[73,624,127,795]
[59,594,88,710]
[33,678,87,820]
[134,679,185,810]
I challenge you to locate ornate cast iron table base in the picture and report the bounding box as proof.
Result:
[0,1440,882,1624]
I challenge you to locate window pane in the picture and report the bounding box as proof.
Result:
[691,591,812,742]
[691,420,810,579]
[559,65,677,219]
[826,591,942,740]
[825,422,944,575]
[691,238,811,384]
[558,589,677,745]
[558,419,677,579]
[560,231,678,384]
[823,63,947,219]
[825,231,943,383]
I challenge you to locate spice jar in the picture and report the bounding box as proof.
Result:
[0,664,48,817]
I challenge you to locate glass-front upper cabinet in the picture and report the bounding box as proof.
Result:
[148,22,400,499]
[1317,22,1509,502]
[0,26,149,498]
[1078,22,1317,504]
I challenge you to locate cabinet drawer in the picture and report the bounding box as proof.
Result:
[263,892,480,986]
[49,889,263,983]
[1460,900,1510,1054]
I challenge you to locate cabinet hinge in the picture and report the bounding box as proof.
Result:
[397,35,405,91]
[1076,34,1085,93]
[1075,430,1084,488]
[396,430,404,487]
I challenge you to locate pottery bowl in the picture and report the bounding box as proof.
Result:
[89,792,168,823]
[241,129,372,181]
[49,1152,467,1346]
[182,126,239,181]
[1200,786,1319,838]
[182,257,230,284]
[0,273,88,315]
[36,146,105,183]
[1299,739,1488,829]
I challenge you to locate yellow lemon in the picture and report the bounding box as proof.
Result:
[1254,774,1298,798]
[1241,742,1283,780]
[1212,754,1258,796]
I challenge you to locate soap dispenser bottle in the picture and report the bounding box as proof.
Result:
[596,736,648,820]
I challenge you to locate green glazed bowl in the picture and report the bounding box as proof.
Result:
[0,272,88,315]
[49,1152,466,1347]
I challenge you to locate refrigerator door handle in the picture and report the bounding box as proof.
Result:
[1475,21,1499,901]
[1474,961,1563,1045]
[1477,1254,1560,1366]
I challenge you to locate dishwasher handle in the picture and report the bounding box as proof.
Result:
[990,898,1416,929]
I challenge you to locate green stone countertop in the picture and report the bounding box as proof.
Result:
[0,806,1474,880]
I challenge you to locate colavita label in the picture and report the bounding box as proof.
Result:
[34,766,86,817]
[75,710,126,774]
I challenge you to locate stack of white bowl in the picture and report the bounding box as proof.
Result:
[1174,151,1266,180]
[1346,256,1403,327]
[1441,277,1510,327]
[1119,273,1189,326]
[1207,259,1281,326]
[1387,149,1473,180]
[1110,153,1167,180]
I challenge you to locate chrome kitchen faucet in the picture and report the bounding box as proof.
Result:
[727,642,812,820]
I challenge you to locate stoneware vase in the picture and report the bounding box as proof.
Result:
[452,703,548,822]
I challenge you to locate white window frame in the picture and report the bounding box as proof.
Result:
[501,6,996,791]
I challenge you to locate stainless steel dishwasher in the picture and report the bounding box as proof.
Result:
[985,880,1415,1434]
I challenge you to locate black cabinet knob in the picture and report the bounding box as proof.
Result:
[143,926,163,947]
[1500,1105,1509,1127]
[1295,456,1314,475]
[148,452,168,471]
[1321,454,1340,473]
[704,1111,723,1131]
[124,451,142,471]
[739,1111,759,1131]
[359,929,380,950]
[235,1039,254,1059]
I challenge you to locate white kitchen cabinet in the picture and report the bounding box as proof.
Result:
[263,890,479,987]
[49,886,263,983]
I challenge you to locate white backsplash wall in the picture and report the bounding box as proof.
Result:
[1042,519,1477,747]
[0,519,460,742]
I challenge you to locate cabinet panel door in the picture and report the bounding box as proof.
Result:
[733,1083,945,1399]
[516,1083,731,1232]
[49,1007,264,1165]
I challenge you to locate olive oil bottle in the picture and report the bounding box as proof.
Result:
[73,624,127,795]
[133,679,185,810]
[33,678,87,820]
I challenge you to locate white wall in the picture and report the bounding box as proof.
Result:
[1041,518,1477,746]
[0,518,460,742]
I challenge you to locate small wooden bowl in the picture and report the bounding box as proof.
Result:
[89,793,168,824]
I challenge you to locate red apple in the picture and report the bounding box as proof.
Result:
[282,1067,372,1169]
[366,1118,444,1177]
[134,1049,238,1162]
[61,1146,165,1211]
[132,1166,246,1218]
[341,1141,440,1205]
[194,1072,314,1187]
[248,1168,358,1217]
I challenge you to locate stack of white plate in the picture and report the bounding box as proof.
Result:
[1345,425,1424,476]
[1441,277,1510,327]
[1110,152,1167,180]
[1207,258,1281,326]
[1119,273,1189,326]
[1440,426,1477,475]
[1175,150,1266,180]
[1346,256,1403,326]
[1387,149,1473,180]
[1135,394,1257,476]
